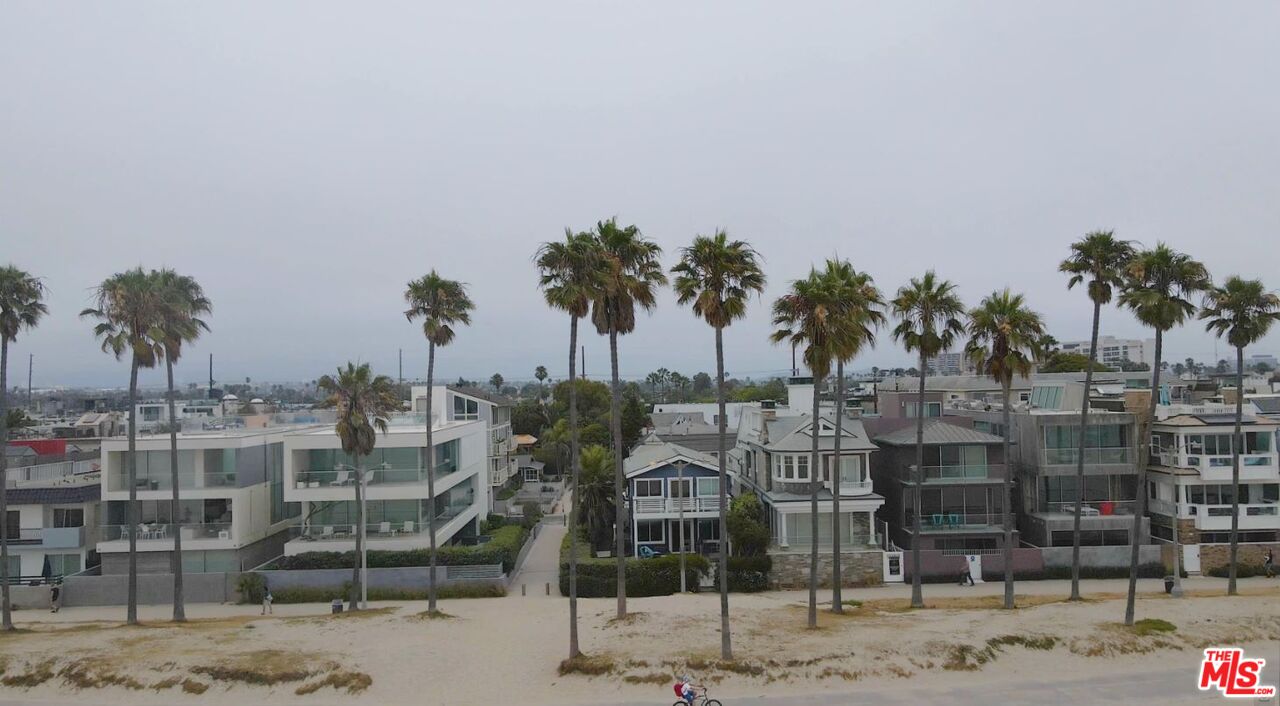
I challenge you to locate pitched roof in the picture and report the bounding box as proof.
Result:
[446,385,515,406]
[873,419,1007,446]
[7,484,100,505]
[766,414,878,452]
[623,441,719,477]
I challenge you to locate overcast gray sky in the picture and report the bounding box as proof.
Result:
[3,2,1278,390]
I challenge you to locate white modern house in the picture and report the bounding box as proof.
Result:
[412,385,517,493]
[4,459,101,580]
[131,399,219,433]
[1146,404,1280,573]
[281,415,488,555]
[97,418,309,574]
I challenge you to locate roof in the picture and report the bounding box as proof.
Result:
[765,414,878,453]
[646,432,724,455]
[873,419,1006,446]
[1250,397,1280,414]
[1156,414,1278,427]
[623,441,719,477]
[7,484,101,505]
[447,386,514,407]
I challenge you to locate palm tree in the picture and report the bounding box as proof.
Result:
[771,268,848,628]
[82,268,162,625]
[490,373,504,393]
[534,365,549,399]
[316,363,400,610]
[536,229,602,656]
[1058,231,1135,601]
[1118,244,1210,624]
[966,289,1045,610]
[815,261,884,613]
[890,271,966,609]
[0,266,47,630]
[576,445,617,552]
[405,272,474,615]
[1199,276,1280,595]
[588,218,666,619]
[672,229,766,658]
[152,270,211,622]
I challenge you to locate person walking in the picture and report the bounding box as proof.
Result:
[261,583,273,615]
[1265,549,1274,579]
[49,581,61,613]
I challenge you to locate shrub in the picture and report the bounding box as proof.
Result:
[981,563,1167,582]
[1206,563,1266,578]
[561,554,709,598]
[479,513,507,534]
[726,493,770,557]
[270,525,529,573]
[520,501,543,529]
[271,582,504,604]
[237,573,266,604]
[715,555,773,593]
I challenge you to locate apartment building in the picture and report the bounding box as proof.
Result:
[132,399,219,433]
[413,385,516,493]
[282,415,488,555]
[1146,404,1279,573]
[1058,335,1156,369]
[4,455,101,580]
[96,416,311,574]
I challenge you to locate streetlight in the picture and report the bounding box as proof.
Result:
[671,459,690,593]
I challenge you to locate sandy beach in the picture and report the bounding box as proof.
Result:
[0,577,1276,705]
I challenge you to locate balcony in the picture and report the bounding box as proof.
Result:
[294,464,457,489]
[109,471,238,493]
[632,496,724,516]
[1042,447,1133,467]
[1191,503,1280,531]
[906,511,1004,532]
[907,464,1002,483]
[1040,500,1137,517]
[4,526,87,547]
[101,522,233,542]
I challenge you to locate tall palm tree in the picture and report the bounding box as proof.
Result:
[316,363,400,610]
[534,365,549,399]
[588,218,666,619]
[815,261,884,613]
[1058,231,1135,601]
[152,270,211,623]
[535,228,601,657]
[771,268,849,628]
[1118,244,1210,624]
[966,289,1045,611]
[672,229,766,658]
[577,445,617,552]
[405,272,474,615]
[82,268,162,625]
[1199,276,1280,595]
[0,266,47,630]
[890,271,965,609]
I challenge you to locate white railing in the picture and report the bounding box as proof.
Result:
[1148,497,1176,515]
[6,459,98,487]
[632,496,723,514]
[1191,503,1280,530]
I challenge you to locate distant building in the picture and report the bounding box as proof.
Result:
[1058,336,1155,370]
[926,351,970,376]
[1247,353,1278,370]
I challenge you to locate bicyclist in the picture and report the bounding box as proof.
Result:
[673,675,699,705]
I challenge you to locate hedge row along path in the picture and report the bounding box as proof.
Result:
[509,512,567,598]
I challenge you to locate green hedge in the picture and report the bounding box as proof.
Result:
[1206,563,1267,578]
[560,554,710,598]
[710,556,772,593]
[259,583,504,604]
[270,525,530,573]
[981,563,1168,582]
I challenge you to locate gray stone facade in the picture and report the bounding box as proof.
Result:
[769,549,884,588]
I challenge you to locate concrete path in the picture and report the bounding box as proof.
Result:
[508,514,567,597]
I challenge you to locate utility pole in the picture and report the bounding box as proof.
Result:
[27,354,33,408]
[581,345,586,380]
[672,459,689,593]
[208,354,214,399]
[398,348,403,387]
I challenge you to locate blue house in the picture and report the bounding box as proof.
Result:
[625,440,731,557]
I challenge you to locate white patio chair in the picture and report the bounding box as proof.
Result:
[330,470,351,487]
[321,525,334,539]
[403,520,415,534]
[379,521,391,536]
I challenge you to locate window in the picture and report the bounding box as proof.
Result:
[636,520,664,543]
[696,477,719,497]
[452,395,479,420]
[47,553,81,577]
[796,455,810,480]
[669,479,692,499]
[1029,386,1064,410]
[780,456,794,480]
[634,479,663,497]
[940,446,987,468]
[904,402,942,418]
[3,556,19,579]
[53,508,84,528]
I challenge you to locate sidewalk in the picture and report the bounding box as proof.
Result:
[507,515,566,597]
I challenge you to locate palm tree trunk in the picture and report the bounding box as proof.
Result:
[127,357,139,625]
[910,351,926,609]
[807,378,820,629]
[1069,300,1102,601]
[426,343,439,614]
[609,328,626,619]
[350,461,363,610]
[1228,345,1243,595]
[167,358,186,622]
[715,325,732,659]
[1001,380,1015,610]
[567,316,581,658]
[0,339,12,630]
[831,360,844,613]
[1125,330,1162,625]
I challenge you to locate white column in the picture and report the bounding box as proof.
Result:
[777,508,788,548]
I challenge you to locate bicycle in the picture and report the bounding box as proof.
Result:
[672,686,721,706]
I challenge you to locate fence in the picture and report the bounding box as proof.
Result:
[61,570,241,607]
[252,563,507,594]
[903,545,1167,580]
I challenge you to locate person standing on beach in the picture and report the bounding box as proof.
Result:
[49,581,61,613]
[1265,549,1274,579]
[261,583,273,614]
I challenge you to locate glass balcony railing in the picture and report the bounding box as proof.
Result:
[909,464,1001,482]
[293,463,458,488]
[101,523,232,541]
[1041,500,1136,516]
[906,511,1004,531]
[1042,447,1132,466]
[110,471,238,492]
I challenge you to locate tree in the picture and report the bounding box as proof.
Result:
[668,372,691,402]
[1059,230,1135,602]
[82,267,161,625]
[966,289,1045,610]
[771,267,848,628]
[535,227,602,657]
[815,260,884,614]
[152,270,212,622]
[534,365,549,398]
[1199,276,1280,595]
[576,445,616,551]
[588,218,666,619]
[316,363,400,611]
[1038,334,1060,354]
[1116,358,1150,372]
[672,229,766,658]
[890,271,966,609]
[1038,351,1110,373]
[1216,359,1230,374]
[726,492,770,557]
[511,399,547,436]
[1172,362,1187,377]
[489,373,504,393]
[1254,361,1274,374]
[405,271,474,615]
[0,266,47,630]
[1118,244,1210,624]
[692,372,712,397]
[620,390,649,451]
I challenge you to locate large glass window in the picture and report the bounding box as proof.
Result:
[47,553,81,576]
[53,508,84,528]
[634,479,663,497]
[696,477,720,497]
[452,395,479,420]
[636,520,664,543]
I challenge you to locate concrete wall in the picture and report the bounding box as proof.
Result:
[770,549,884,588]
[63,571,240,607]
[1041,545,1163,569]
[254,566,505,593]
[1199,542,1280,573]
[903,545,1166,580]
[8,584,54,610]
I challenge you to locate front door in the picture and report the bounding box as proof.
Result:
[1183,544,1201,574]
[669,519,695,553]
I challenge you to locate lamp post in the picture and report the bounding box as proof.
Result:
[672,459,689,593]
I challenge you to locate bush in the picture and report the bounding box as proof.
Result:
[520,502,543,529]
[980,563,1167,582]
[270,525,530,573]
[726,493,770,557]
[561,554,709,598]
[237,573,266,604]
[270,582,504,604]
[479,513,507,534]
[1206,563,1266,578]
[718,555,772,593]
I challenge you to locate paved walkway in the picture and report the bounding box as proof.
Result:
[508,513,567,597]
